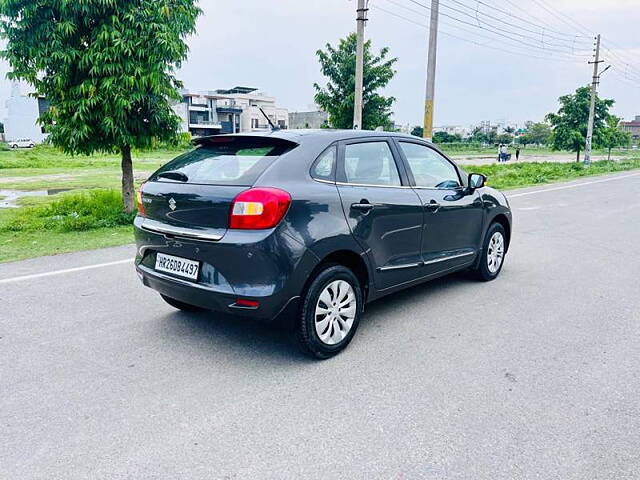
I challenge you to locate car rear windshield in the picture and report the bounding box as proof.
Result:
[152,137,296,186]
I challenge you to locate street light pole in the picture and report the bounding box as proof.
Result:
[584,34,602,167]
[353,0,368,130]
[423,0,440,142]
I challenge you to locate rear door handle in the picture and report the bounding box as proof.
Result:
[425,201,441,212]
[351,202,375,213]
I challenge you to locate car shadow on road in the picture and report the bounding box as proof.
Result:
[159,270,479,364]
[363,271,477,320]
[159,309,315,365]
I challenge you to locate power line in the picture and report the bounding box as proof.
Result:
[602,45,640,79]
[528,0,594,37]
[443,0,593,47]
[402,0,592,55]
[459,0,592,40]
[378,0,586,62]
[515,0,640,82]
[370,4,585,63]
[373,0,640,92]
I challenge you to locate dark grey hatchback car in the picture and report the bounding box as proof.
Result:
[135,130,512,358]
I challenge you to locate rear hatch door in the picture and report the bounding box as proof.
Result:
[141,136,297,236]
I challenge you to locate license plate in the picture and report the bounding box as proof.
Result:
[155,253,200,281]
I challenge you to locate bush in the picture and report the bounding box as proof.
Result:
[151,132,193,150]
[0,189,136,233]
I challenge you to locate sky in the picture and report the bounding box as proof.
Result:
[1,0,639,128]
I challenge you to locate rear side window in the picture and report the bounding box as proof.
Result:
[344,142,401,186]
[153,138,296,186]
[311,146,336,181]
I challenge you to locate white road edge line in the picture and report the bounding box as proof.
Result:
[0,259,132,285]
[508,171,640,198]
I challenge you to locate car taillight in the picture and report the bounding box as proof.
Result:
[136,183,146,216]
[229,187,291,230]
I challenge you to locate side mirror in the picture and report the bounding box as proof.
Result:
[468,173,487,190]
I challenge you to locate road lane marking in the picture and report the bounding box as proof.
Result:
[0,259,132,285]
[508,172,640,198]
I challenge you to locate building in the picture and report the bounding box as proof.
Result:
[289,110,329,130]
[174,86,289,137]
[4,82,49,144]
[434,125,471,138]
[620,116,640,144]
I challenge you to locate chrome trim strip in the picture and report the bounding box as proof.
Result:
[313,178,336,185]
[336,181,413,189]
[378,251,475,272]
[137,264,213,291]
[140,219,224,242]
[423,251,474,266]
[378,262,422,272]
[412,186,463,191]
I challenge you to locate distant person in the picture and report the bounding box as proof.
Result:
[500,144,509,162]
[497,144,503,162]
[515,146,521,161]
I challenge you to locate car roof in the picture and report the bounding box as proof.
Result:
[195,129,433,146]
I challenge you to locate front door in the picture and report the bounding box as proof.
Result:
[395,140,485,275]
[337,139,424,291]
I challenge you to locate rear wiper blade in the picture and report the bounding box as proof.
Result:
[157,171,189,182]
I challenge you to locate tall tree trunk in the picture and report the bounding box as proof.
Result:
[121,145,135,213]
[576,147,580,163]
[608,146,612,161]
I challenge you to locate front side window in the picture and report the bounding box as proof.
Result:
[344,142,401,186]
[399,142,461,189]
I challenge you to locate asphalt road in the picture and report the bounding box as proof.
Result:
[2,171,639,479]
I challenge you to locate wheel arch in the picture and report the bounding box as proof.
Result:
[304,249,371,303]
[491,213,511,251]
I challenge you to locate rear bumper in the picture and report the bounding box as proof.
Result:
[133,216,316,322]
[136,264,299,321]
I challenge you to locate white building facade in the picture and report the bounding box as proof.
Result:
[174,86,289,138]
[4,82,48,144]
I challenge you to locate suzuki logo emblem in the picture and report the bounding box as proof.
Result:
[168,197,177,211]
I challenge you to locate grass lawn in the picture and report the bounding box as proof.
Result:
[469,158,640,190]
[0,145,185,191]
[0,223,133,263]
[0,145,639,264]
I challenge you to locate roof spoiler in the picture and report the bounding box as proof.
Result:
[192,135,299,149]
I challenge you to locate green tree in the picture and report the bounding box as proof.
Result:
[519,122,552,146]
[314,33,397,130]
[601,115,631,160]
[433,131,462,143]
[471,126,497,144]
[545,86,614,162]
[411,126,424,138]
[496,133,513,145]
[0,0,201,212]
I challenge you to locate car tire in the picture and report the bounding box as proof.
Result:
[11,144,17,149]
[160,294,207,312]
[296,264,363,359]
[473,222,507,281]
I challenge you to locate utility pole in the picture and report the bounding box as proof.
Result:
[584,34,602,167]
[353,0,368,130]
[423,0,440,142]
